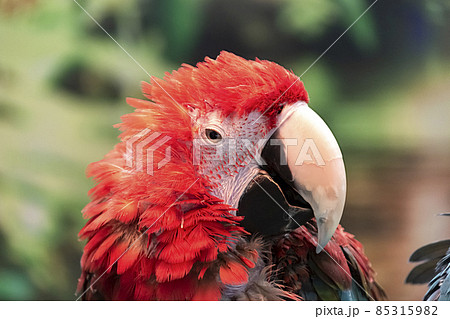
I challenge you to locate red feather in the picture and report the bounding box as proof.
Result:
[219,260,249,285]
[155,259,195,283]
[91,233,118,262]
[117,246,141,275]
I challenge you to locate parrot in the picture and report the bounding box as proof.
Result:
[406,214,450,301]
[77,51,385,301]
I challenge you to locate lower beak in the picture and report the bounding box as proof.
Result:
[260,102,346,253]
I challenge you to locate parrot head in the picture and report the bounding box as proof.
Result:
[125,51,346,252]
[79,51,347,300]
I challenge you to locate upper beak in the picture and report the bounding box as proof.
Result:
[263,102,346,253]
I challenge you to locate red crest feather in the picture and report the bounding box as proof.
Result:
[142,51,308,120]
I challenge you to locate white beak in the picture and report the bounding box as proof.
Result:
[275,102,347,253]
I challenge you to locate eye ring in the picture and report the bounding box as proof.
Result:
[203,128,223,144]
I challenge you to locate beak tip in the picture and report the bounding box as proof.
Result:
[315,245,323,254]
[316,221,336,254]
[315,236,330,254]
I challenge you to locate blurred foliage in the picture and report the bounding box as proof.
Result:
[279,0,340,39]
[0,0,449,300]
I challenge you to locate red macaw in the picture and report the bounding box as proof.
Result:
[77,52,385,300]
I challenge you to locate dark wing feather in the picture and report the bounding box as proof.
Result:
[406,214,450,301]
[423,251,450,301]
[409,240,450,262]
[406,257,443,284]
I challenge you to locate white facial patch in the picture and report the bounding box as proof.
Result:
[192,110,272,209]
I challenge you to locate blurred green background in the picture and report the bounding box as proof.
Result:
[0,0,449,300]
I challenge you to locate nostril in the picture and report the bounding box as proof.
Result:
[319,217,327,224]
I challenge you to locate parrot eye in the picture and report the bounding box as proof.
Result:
[204,128,223,143]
